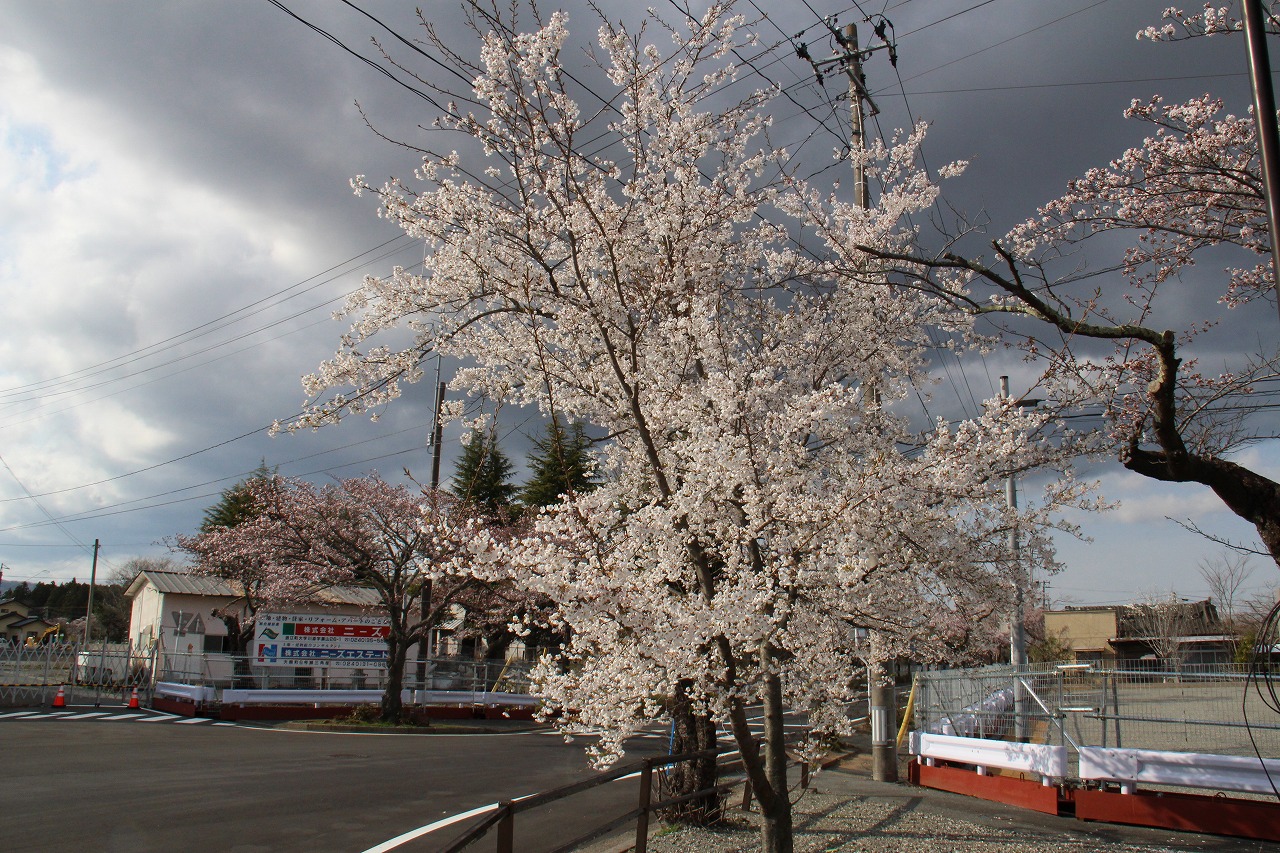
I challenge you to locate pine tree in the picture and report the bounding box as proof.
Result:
[450,430,516,517]
[200,461,276,532]
[520,417,596,508]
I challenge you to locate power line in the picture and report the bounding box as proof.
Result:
[0,234,411,400]
[886,0,1111,91]
[898,70,1255,96]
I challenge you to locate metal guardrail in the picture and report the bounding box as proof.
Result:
[441,741,813,853]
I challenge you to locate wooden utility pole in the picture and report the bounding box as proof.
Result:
[83,539,100,648]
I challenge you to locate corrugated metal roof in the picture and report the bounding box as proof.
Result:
[128,569,383,608]
[136,570,239,597]
[315,586,382,607]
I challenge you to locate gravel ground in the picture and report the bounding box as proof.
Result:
[639,790,1236,852]
[582,755,1274,853]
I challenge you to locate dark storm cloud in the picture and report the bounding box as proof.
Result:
[0,1,1273,604]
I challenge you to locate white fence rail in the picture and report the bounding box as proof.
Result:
[910,732,1067,785]
[1079,745,1280,796]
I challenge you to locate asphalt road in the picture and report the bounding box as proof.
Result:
[3,712,667,853]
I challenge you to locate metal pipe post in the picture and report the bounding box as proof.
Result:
[1242,0,1280,324]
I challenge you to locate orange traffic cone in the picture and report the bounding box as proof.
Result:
[128,687,140,710]
[51,685,66,708]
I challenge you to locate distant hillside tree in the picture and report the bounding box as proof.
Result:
[520,417,597,508]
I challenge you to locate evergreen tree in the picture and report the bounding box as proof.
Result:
[520,417,597,508]
[201,461,276,532]
[450,430,516,517]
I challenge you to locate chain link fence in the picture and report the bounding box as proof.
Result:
[914,663,1280,780]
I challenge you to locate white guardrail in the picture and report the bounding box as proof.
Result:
[215,688,541,707]
[909,731,1068,786]
[154,682,217,703]
[220,689,410,705]
[1079,746,1280,796]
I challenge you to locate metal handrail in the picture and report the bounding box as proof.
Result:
[440,739,811,853]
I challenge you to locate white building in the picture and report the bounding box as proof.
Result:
[125,568,387,686]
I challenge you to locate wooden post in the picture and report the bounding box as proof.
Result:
[634,759,653,853]
[495,803,513,853]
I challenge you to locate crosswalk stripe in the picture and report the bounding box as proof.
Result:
[0,709,236,726]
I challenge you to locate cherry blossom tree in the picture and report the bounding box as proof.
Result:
[178,476,322,686]
[283,5,1083,849]
[183,475,485,720]
[1137,2,1280,41]
[851,48,1280,567]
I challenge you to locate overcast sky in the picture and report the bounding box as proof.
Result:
[1,0,1277,608]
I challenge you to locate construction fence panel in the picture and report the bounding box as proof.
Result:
[0,643,77,705]
[0,642,155,706]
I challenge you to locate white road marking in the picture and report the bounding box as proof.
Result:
[98,713,145,721]
[360,802,501,853]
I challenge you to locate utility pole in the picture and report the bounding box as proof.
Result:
[1241,0,1280,324]
[837,20,897,783]
[84,539,100,649]
[1000,377,1032,742]
[417,372,447,691]
[1001,377,1027,672]
[84,539,101,707]
[845,23,870,211]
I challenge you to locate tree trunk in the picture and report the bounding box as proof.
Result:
[724,646,795,853]
[660,678,720,825]
[382,633,407,722]
[219,613,254,690]
[757,662,793,853]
